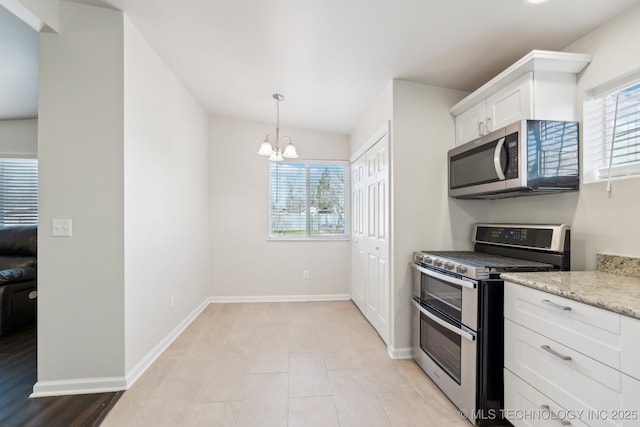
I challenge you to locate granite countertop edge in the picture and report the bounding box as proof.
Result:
[500,271,640,321]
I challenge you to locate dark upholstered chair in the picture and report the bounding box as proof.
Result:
[0,225,37,336]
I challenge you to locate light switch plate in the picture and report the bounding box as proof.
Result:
[51,219,73,237]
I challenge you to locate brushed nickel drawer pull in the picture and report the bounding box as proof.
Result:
[542,299,572,311]
[541,344,572,361]
[540,404,572,425]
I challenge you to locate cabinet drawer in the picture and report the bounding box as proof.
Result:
[505,319,627,427]
[504,282,622,369]
[504,369,589,427]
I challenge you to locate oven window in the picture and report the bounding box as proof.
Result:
[420,309,462,384]
[421,274,462,322]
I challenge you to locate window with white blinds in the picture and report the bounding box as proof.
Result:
[269,161,348,239]
[583,75,640,183]
[0,158,38,226]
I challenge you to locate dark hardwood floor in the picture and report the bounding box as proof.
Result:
[0,326,122,427]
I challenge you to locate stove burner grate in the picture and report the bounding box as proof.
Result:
[419,250,553,269]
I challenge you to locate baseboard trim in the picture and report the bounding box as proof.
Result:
[31,377,127,398]
[30,298,210,398]
[124,298,210,388]
[387,345,413,360]
[209,294,351,303]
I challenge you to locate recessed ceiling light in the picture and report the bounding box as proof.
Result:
[521,0,552,6]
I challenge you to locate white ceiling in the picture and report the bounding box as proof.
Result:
[0,4,38,120]
[3,0,640,133]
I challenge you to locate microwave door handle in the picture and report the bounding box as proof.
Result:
[494,137,506,180]
[412,298,476,342]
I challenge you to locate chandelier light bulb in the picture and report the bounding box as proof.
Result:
[269,148,284,162]
[257,139,274,156]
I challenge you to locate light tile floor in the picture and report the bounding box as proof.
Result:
[102,301,471,427]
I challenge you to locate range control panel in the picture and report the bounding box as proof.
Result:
[473,224,569,252]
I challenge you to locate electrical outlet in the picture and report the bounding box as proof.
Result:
[303,270,310,279]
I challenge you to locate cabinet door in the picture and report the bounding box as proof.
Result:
[364,134,389,343]
[455,101,486,145]
[486,73,533,131]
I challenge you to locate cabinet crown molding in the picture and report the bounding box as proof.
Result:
[449,50,592,116]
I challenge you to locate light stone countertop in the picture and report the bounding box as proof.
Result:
[500,270,640,320]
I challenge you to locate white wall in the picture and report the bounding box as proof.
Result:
[123,17,210,379]
[35,3,210,396]
[209,117,351,300]
[0,119,37,154]
[36,2,125,394]
[350,82,392,158]
[391,80,483,351]
[482,3,640,270]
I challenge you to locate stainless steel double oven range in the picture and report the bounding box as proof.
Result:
[412,224,571,425]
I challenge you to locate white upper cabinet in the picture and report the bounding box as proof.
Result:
[454,100,487,144]
[451,50,592,146]
[485,72,533,132]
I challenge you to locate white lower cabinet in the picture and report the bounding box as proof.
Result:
[504,282,640,427]
[623,374,640,427]
[621,315,640,381]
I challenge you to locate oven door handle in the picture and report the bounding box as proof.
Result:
[412,298,476,342]
[413,263,477,289]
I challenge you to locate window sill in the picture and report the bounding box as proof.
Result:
[583,163,640,184]
[584,172,640,185]
[267,236,350,242]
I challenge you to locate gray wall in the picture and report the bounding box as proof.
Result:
[35,2,211,395]
[208,116,351,300]
[37,2,126,394]
[0,119,37,155]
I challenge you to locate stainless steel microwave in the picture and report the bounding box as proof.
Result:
[448,119,579,199]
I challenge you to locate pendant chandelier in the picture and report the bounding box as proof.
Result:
[257,93,298,161]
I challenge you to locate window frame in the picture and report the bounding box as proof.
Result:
[583,70,640,184]
[0,154,39,227]
[268,159,350,241]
